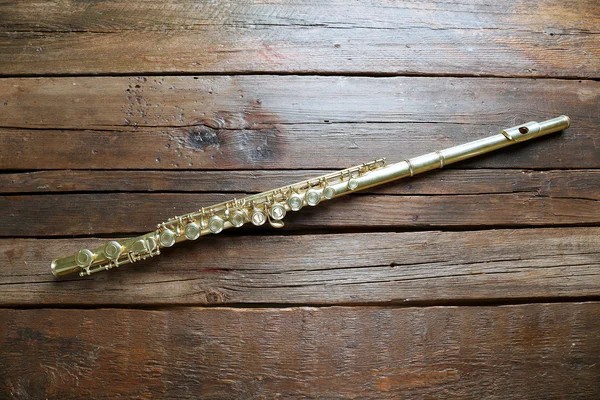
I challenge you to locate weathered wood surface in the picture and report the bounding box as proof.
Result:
[3,188,599,237]
[1,228,598,306]
[1,303,598,399]
[0,0,598,77]
[2,169,598,197]
[1,76,598,170]
[1,0,598,398]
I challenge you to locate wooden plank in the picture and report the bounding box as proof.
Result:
[0,0,598,77]
[0,228,598,306]
[2,189,598,237]
[1,169,598,200]
[3,76,595,130]
[0,303,598,399]
[1,76,598,169]
[3,124,595,170]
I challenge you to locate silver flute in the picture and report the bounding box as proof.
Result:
[51,116,571,278]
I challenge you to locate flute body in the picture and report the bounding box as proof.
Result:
[51,116,571,278]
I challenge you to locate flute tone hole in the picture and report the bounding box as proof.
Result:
[518,126,529,134]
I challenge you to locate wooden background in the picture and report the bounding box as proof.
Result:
[0,1,599,398]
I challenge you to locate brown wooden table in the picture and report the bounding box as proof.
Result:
[1,1,599,398]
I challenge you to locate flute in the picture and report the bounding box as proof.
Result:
[51,116,571,278]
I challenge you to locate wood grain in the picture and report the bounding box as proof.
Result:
[2,169,599,199]
[2,189,598,237]
[1,303,598,399]
[1,228,598,306]
[1,76,598,170]
[1,0,598,397]
[0,0,598,77]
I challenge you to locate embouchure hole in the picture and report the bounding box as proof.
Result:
[518,126,529,134]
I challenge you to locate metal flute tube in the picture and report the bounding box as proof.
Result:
[51,116,570,278]
[325,115,570,196]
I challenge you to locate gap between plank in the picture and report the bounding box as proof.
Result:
[0,71,598,81]
[0,297,598,311]
[4,223,600,240]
